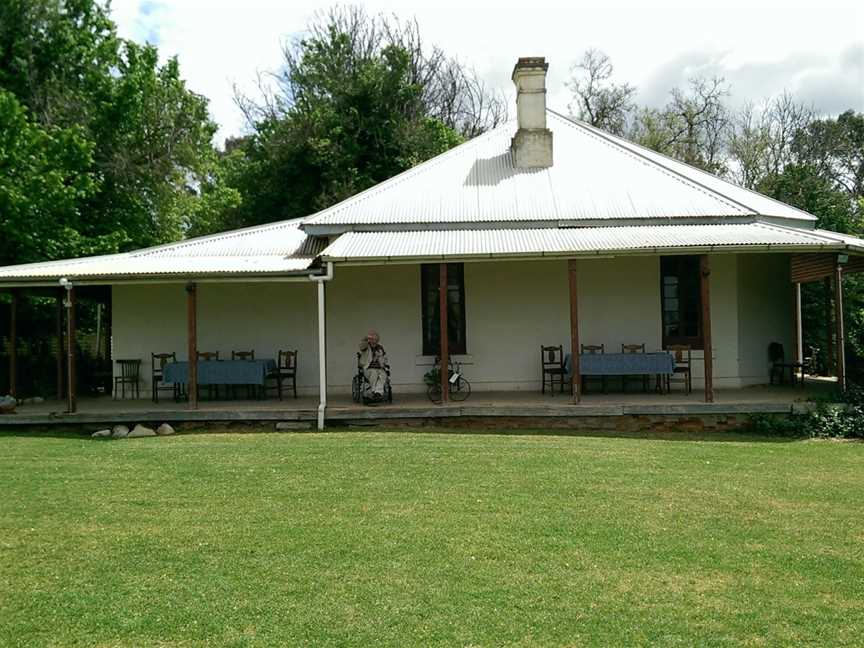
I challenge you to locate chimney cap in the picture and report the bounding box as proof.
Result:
[512,57,548,80]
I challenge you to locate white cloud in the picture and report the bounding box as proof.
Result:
[110,0,864,145]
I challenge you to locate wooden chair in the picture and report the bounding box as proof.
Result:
[621,343,648,393]
[231,350,255,399]
[540,345,567,395]
[666,345,692,394]
[151,352,178,403]
[266,350,298,400]
[581,344,606,394]
[113,359,141,400]
[769,342,804,387]
[197,351,220,399]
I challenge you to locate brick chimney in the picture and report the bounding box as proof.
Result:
[511,57,553,168]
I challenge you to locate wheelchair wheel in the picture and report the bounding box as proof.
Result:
[450,377,471,402]
[427,383,442,404]
[351,375,362,403]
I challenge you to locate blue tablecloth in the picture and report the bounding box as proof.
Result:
[565,352,674,376]
[163,359,277,386]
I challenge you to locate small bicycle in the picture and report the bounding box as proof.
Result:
[425,357,471,404]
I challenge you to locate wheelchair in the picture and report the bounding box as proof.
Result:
[351,352,393,405]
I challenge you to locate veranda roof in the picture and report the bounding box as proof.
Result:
[301,110,816,233]
[319,222,864,262]
[0,219,323,284]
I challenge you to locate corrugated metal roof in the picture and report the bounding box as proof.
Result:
[0,219,322,282]
[302,111,816,229]
[320,223,864,261]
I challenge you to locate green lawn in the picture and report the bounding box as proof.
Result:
[1,430,862,647]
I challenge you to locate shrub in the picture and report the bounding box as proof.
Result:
[746,389,864,439]
[747,412,809,437]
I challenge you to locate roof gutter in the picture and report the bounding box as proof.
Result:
[0,269,334,289]
[320,242,861,265]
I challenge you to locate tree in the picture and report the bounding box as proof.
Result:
[0,89,119,266]
[793,110,864,203]
[206,7,469,235]
[728,93,814,189]
[757,162,864,365]
[238,6,506,139]
[566,49,635,135]
[86,41,221,247]
[0,0,224,258]
[0,0,117,127]
[630,76,731,174]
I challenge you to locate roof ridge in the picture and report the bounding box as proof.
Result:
[549,109,817,222]
[302,119,516,224]
[547,110,755,216]
[130,217,307,258]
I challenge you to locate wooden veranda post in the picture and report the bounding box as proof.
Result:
[700,255,714,403]
[8,289,18,399]
[186,282,198,409]
[55,291,64,401]
[793,283,803,366]
[824,276,834,374]
[439,263,449,402]
[835,263,846,392]
[65,285,77,413]
[568,259,581,403]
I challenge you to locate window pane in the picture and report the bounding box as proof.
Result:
[421,263,467,355]
[660,256,702,349]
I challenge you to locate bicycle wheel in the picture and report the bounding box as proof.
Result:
[427,383,442,404]
[450,377,471,402]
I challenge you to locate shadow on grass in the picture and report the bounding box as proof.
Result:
[0,428,808,444]
[333,423,808,444]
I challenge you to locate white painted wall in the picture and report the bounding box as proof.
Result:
[110,253,794,397]
[697,253,739,389]
[325,264,424,393]
[737,253,793,385]
[111,282,319,396]
[328,257,660,393]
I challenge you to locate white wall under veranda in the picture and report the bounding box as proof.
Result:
[111,282,319,396]
[324,254,792,393]
[736,253,794,385]
[110,254,794,396]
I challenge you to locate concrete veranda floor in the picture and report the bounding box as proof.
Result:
[0,379,836,426]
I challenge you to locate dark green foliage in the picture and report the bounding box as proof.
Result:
[84,41,221,248]
[0,0,222,266]
[755,120,864,363]
[746,412,809,437]
[0,90,110,263]
[202,9,467,235]
[747,383,864,438]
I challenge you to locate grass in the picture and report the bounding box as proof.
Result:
[0,429,862,647]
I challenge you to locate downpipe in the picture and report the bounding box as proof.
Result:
[309,263,334,430]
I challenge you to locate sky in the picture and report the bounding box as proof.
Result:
[110,0,864,146]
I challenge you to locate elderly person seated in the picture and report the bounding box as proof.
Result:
[359,329,388,400]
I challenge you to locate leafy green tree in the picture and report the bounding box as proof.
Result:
[758,165,857,234]
[793,110,864,203]
[0,0,117,127]
[0,90,124,265]
[758,162,864,365]
[0,0,224,260]
[87,41,221,247]
[204,15,464,234]
[629,77,730,174]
